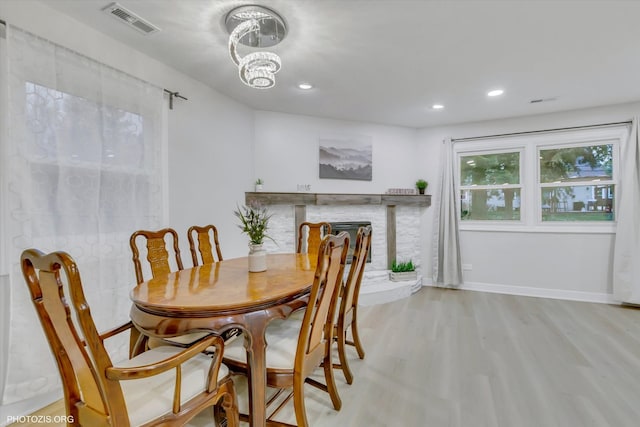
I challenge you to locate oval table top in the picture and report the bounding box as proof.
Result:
[130,253,317,317]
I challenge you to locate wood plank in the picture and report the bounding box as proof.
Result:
[245,192,431,207]
[382,194,431,206]
[20,289,640,427]
[294,205,306,248]
[316,194,382,205]
[386,205,396,269]
[246,192,315,206]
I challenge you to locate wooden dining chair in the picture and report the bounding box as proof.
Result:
[130,228,212,349]
[129,228,184,285]
[296,221,331,255]
[188,224,223,267]
[223,232,350,427]
[186,224,243,344]
[21,248,239,427]
[334,225,372,384]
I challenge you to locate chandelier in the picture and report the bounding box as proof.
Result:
[225,5,287,89]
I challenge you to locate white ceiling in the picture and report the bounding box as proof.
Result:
[40,0,640,128]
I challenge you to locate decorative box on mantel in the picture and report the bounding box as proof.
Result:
[245,192,431,270]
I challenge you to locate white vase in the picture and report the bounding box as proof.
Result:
[248,243,267,272]
[255,184,263,192]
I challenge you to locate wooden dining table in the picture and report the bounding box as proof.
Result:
[129,253,317,427]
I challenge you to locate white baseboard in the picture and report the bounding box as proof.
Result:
[421,279,617,304]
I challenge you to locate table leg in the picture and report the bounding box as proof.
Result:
[242,312,269,427]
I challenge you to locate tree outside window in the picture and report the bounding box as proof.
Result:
[459,151,521,221]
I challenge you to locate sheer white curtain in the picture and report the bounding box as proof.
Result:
[613,118,640,304]
[1,25,165,405]
[432,138,463,287]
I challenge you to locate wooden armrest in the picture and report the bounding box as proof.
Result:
[106,334,223,381]
[99,321,134,341]
[79,321,134,348]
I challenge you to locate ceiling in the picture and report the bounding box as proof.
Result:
[40,0,640,128]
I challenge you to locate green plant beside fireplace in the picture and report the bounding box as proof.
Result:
[391,259,415,272]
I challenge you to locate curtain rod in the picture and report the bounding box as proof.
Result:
[163,89,188,110]
[451,120,632,143]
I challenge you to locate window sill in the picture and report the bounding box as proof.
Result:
[459,223,616,234]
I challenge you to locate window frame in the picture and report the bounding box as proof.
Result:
[455,126,625,234]
[458,147,525,224]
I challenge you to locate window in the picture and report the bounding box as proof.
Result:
[25,82,153,236]
[539,143,614,222]
[460,151,522,221]
[455,126,625,231]
[2,24,166,404]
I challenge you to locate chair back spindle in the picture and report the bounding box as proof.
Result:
[297,222,331,255]
[188,224,223,266]
[130,228,184,284]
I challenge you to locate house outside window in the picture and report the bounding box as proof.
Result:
[539,143,614,222]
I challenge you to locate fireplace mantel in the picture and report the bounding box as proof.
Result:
[246,192,430,269]
[245,192,431,207]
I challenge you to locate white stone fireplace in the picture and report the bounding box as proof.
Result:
[246,192,431,304]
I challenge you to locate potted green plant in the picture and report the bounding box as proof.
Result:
[415,179,428,195]
[234,202,272,272]
[255,178,264,192]
[389,259,417,282]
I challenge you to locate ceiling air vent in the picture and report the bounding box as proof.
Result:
[102,2,160,35]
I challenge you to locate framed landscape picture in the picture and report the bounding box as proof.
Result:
[319,137,372,181]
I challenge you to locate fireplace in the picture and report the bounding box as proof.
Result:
[330,221,372,263]
[245,191,431,271]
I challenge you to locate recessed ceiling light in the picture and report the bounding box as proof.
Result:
[298,83,313,90]
[487,89,504,97]
[432,104,444,110]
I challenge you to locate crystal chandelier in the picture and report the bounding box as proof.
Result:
[225,6,286,89]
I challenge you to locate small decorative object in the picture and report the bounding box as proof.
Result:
[234,202,273,272]
[415,179,428,195]
[389,259,417,282]
[386,188,417,195]
[255,178,264,192]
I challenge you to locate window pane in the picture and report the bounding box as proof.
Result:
[26,82,146,168]
[461,189,521,220]
[539,144,612,183]
[541,185,614,221]
[460,152,520,186]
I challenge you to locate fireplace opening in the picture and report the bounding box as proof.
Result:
[330,221,372,263]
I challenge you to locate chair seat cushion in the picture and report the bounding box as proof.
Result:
[224,317,303,370]
[115,345,229,426]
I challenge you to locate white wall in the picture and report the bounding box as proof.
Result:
[253,111,420,194]
[166,76,254,261]
[418,101,640,301]
[0,0,253,416]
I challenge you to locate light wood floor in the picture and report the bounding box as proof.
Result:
[15,287,640,427]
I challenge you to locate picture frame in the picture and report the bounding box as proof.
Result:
[318,137,372,181]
